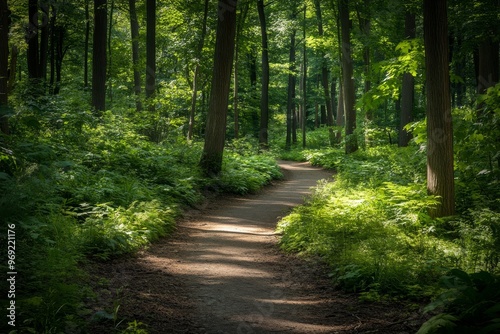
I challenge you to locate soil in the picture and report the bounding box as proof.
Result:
[87,161,426,334]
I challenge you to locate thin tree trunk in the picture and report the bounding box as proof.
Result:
[0,0,10,134]
[49,4,56,94]
[302,4,307,148]
[399,11,416,147]
[107,0,115,104]
[39,1,49,82]
[84,0,90,88]
[200,0,238,176]
[423,0,455,217]
[356,0,371,119]
[28,0,40,80]
[8,46,17,93]
[233,1,249,140]
[129,0,142,111]
[257,0,269,149]
[145,0,156,109]
[92,0,107,113]
[340,0,357,153]
[188,0,209,140]
[286,29,296,150]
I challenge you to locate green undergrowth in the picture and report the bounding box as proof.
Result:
[0,102,282,333]
[277,144,500,302]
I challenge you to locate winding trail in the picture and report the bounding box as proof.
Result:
[90,161,422,333]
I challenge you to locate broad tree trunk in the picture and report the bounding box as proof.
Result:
[340,0,357,154]
[92,0,108,113]
[257,0,269,149]
[200,0,238,176]
[129,0,142,111]
[145,0,156,109]
[423,0,455,217]
[0,0,10,134]
[399,11,416,147]
[188,0,209,140]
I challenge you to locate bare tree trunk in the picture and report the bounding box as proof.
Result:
[0,0,10,134]
[200,0,238,176]
[129,0,142,111]
[39,1,49,82]
[399,11,416,147]
[145,0,156,110]
[233,1,249,140]
[356,0,371,120]
[340,0,357,153]
[286,29,296,150]
[423,0,455,217]
[84,0,90,88]
[107,0,115,104]
[257,0,269,149]
[28,0,40,80]
[92,0,108,113]
[188,0,210,140]
[302,4,307,148]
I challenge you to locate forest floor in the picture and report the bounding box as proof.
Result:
[87,161,427,334]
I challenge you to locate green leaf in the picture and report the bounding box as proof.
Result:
[416,314,458,334]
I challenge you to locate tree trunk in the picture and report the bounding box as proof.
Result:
[356,0,371,120]
[188,0,209,140]
[399,11,416,147]
[145,0,156,109]
[39,1,49,81]
[27,0,40,80]
[477,40,499,97]
[92,0,108,113]
[286,29,296,150]
[84,0,90,88]
[257,0,269,149]
[54,26,64,95]
[302,5,307,148]
[0,0,10,134]
[340,0,357,154]
[233,1,249,140]
[199,0,238,176]
[129,0,142,111]
[423,0,455,217]
[8,46,17,93]
[313,0,333,127]
[107,0,115,104]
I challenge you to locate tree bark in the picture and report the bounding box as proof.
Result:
[129,0,142,111]
[356,0,371,120]
[286,29,296,150]
[0,0,10,134]
[145,0,156,109]
[233,1,249,139]
[423,0,455,217]
[84,0,90,88]
[200,0,238,176]
[302,4,307,148]
[92,0,108,113]
[257,0,269,149]
[340,0,357,154]
[188,0,209,140]
[27,0,40,80]
[399,11,416,147]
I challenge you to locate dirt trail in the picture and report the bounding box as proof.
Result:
[90,161,423,333]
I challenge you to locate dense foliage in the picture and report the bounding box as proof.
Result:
[0,89,281,333]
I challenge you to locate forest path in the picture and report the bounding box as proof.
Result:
[90,161,421,333]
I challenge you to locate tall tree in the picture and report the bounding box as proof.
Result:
[286,26,296,150]
[313,0,333,127]
[339,0,357,153]
[233,1,249,139]
[0,0,10,134]
[301,4,307,148]
[84,0,90,87]
[27,0,40,80]
[145,0,156,109]
[199,0,238,176]
[92,0,108,112]
[356,0,371,119]
[188,0,209,140]
[423,0,455,217]
[399,11,416,147]
[129,0,142,111]
[257,0,269,149]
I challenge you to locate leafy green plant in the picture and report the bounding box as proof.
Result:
[417,269,500,334]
